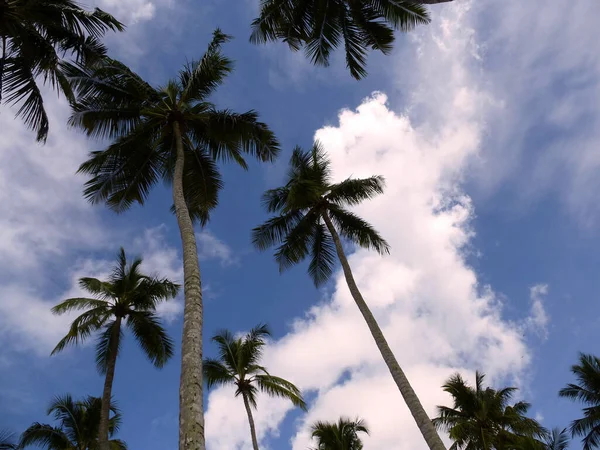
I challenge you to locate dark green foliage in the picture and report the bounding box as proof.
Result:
[310,417,369,450]
[65,29,279,224]
[19,395,126,450]
[203,324,307,411]
[433,371,546,450]
[51,248,178,372]
[0,0,123,141]
[250,0,430,79]
[560,353,600,450]
[252,141,389,287]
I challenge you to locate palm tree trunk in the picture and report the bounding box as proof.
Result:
[98,316,122,450]
[1,36,6,104]
[172,121,206,450]
[242,393,260,450]
[322,213,446,450]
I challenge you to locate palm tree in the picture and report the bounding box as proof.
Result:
[203,324,307,450]
[0,431,16,450]
[250,0,451,79]
[64,29,280,450]
[0,0,123,141]
[518,428,570,450]
[20,394,126,450]
[433,371,546,450]
[310,417,369,450]
[252,142,445,450]
[51,248,178,450]
[559,353,600,450]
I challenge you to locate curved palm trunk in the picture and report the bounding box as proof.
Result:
[172,121,206,450]
[322,213,446,450]
[242,392,260,450]
[98,316,122,450]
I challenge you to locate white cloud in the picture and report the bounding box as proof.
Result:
[525,284,549,339]
[205,4,535,448]
[196,230,239,267]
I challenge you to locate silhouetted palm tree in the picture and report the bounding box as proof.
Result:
[310,417,369,450]
[0,0,123,141]
[20,395,126,450]
[51,248,178,450]
[560,353,600,450]
[433,371,546,450]
[64,29,280,450]
[0,430,16,450]
[253,142,445,450]
[204,324,306,450]
[250,0,453,79]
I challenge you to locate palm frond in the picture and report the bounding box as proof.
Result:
[326,175,385,206]
[252,210,304,251]
[203,358,235,389]
[308,222,336,286]
[95,320,123,374]
[51,307,109,355]
[19,424,71,450]
[327,206,390,254]
[255,374,307,411]
[51,297,110,315]
[126,311,174,368]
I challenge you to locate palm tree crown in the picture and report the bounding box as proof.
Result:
[204,324,306,449]
[19,395,126,450]
[252,141,389,286]
[310,417,369,450]
[250,0,431,79]
[0,431,16,450]
[65,28,279,223]
[0,0,123,141]
[559,353,600,450]
[51,247,178,369]
[433,371,546,450]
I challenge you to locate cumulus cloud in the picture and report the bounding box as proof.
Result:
[197,230,239,267]
[205,4,537,449]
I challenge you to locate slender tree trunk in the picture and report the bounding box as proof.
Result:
[242,392,260,450]
[98,316,122,450]
[1,36,6,104]
[172,121,206,450]
[322,213,446,450]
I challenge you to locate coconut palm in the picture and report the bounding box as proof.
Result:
[0,431,16,450]
[433,371,546,450]
[250,0,454,79]
[518,428,570,450]
[64,29,280,450]
[310,417,369,450]
[20,394,126,450]
[0,0,123,141]
[559,353,600,449]
[252,141,445,450]
[51,248,178,450]
[203,324,306,450]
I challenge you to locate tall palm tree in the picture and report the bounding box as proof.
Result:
[252,142,445,450]
[64,29,280,450]
[203,324,307,450]
[433,371,546,450]
[310,417,369,450]
[250,0,451,79]
[0,431,16,450]
[20,395,126,450]
[51,248,178,450]
[559,353,600,450]
[0,0,123,141]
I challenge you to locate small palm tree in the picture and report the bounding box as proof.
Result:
[51,248,178,450]
[203,324,306,450]
[0,0,123,141]
[310,417,369,450]
[250,0,440,79]
[20,394,126,450]
[519,428,570,450]
[0,430,16,450]
[252,142,445,450]
[559,353,600,450]
[64,29,280,450]
[433,371,546,450]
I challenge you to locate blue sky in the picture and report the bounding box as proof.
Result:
[1,0,600,448]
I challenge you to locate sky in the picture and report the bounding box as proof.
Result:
[1,0,600,449]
